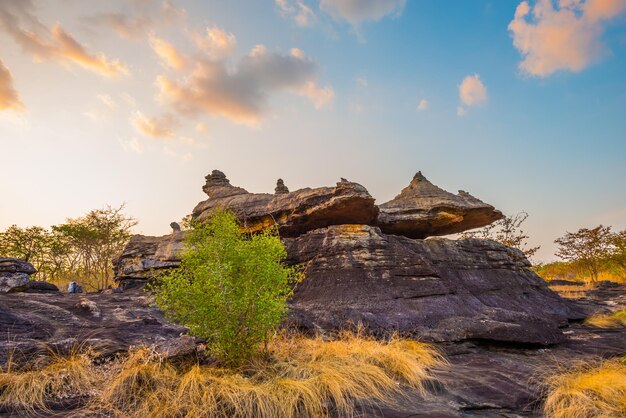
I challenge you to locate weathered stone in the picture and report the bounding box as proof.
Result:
[377,172,504,238]
[0,272,31,294]
[170,222,181,232]
[112,232,184,286]
[0,258,36,275]
[192,171,378,237]
[274,178,289,194]
[284,225,585,345]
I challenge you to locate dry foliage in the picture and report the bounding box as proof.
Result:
[584,309,626,329]
[0,331,443,417]
[543,359,626,418]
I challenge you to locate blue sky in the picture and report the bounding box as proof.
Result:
[0,0,625,261]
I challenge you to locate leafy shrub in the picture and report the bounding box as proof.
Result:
[152,210,301,367]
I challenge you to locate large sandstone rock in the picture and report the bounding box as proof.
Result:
[112,232,184,287]
[284,225,585,345]
[0,258,37,293]
[377,172,504,238]
[191,170,378,237]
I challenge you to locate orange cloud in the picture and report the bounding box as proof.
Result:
[0,58,24,112]
[459,74,487,106]
[190,27,237,60]
[132,112,180,138]
[154,39,334,125]
[150,36,188,70]
[84,0,186,39]
[509,0,626,77]
[0,1,128,77]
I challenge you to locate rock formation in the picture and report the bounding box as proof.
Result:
[111,170,588,345]
[113,232,184,288]
[284,225,584,344]
[192,170,378,237]
[376,171,504,238]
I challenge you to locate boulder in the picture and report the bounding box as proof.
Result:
[376,172,504,238]
[0,258,37,293]
[112,232,184,287]
[284,225,585,345]
[25,280,59,293]
[192,170,378,237]
[0,273,31,294]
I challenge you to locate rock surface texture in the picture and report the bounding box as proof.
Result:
[284,225,585,344]
[0,258,38,293]
[192,170,378,237]
[112,232,184,287]
[377,172,504,238]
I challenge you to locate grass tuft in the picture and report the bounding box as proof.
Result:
[0,350,95,413]
[584,309,626,328]
[543,359,626,418]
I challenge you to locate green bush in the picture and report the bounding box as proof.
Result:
[151,210,301,367]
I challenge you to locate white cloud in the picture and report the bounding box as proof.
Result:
[276,0,317,26]
[356,76,368,87]
[417,99,429,111]
[508,0,626,77]
[320,0,406,25]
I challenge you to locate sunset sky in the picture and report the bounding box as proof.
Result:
[1,0,625,261]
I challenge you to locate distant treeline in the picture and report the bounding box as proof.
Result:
[0,205,135,291]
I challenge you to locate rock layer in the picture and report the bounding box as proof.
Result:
[377,171,504,238]
[284,225,585,344]
[192,171,378,237]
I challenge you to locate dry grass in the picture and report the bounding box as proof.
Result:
[97,330,443,417]
[543,359,626,418]
[584,309,626,328]
[0,349,96,413]
[0,331,443,417]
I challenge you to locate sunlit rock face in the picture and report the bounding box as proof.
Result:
[284,225,585,345]
[192,170,378,237]
[376,171,504,238]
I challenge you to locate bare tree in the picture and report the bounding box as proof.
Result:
[554,225,613,283]
[460,211,540,259]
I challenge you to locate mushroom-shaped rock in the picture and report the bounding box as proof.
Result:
[192,171,378,237]
[376,171,504,238]
[274,179,289,195]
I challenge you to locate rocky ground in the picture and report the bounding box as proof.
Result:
[0,281,623,417]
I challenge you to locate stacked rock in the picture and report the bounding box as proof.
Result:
[0,258,35,293]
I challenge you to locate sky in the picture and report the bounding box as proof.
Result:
[0,0,625,262]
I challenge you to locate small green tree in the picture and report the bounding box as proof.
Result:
[152,210,301,367]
